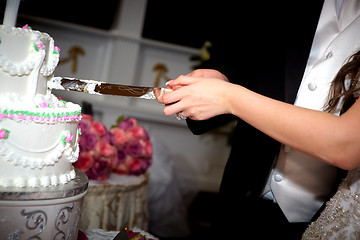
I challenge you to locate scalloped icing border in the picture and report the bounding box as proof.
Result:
[0,129,79,169]
[0,168,76,187]
[0,25,59,77]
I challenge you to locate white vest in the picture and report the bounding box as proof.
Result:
[270,0,360,222]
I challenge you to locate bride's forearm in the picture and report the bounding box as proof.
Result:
[160,73,360,169]
[225,84,359,169]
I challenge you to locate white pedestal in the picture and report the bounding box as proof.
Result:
[0,170,88,240]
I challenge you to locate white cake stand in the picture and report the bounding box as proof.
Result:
[0,170,88,240]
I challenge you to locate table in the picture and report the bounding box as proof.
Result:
[79,173,149,231]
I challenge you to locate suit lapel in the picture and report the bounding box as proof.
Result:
[339,0,360,31]
[284,0,324,104]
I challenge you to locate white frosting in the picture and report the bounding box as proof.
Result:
[48,77,102,95]
[0,25,81,188]
[0,136,79,168]
[0,25,60,98]
[0,26,43,76]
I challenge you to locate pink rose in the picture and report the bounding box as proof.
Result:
[113,162,127,175]
[125,140,143,157]
[116,149,127,163]
[74,152,94,172]
[79,131,97,152]
[78,120,91,132]
[0,130,6,139]
[127,126,147,140]
[39,102,48,108]
[0,128,10,139]
[36,42,45,50]
[101,130,115,145]
[118,118,138,131]
[0,128,9,139]
[96,141,113,157]
[62,131,73,144]
[111,128,127,146]
[127,157,142,174]
[142,141,153,157]
[54,46,60,54]
[22,24,32,30]
[141,157,152,172]
[65,131,73,143]
[87,158,110,180]
[81,114,93,122]
[91,121,106,136]
[108,150,119,169]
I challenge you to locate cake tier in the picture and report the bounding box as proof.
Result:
[0,93,81,187]
[0,25,59,98]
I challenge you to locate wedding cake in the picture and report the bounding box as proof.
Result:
[0,24,81,188]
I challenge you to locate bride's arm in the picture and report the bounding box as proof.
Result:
[159,75,360,170]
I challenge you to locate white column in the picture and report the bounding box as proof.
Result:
[112,0,148,38]
[107,0,147,87]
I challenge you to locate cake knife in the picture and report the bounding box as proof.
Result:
[48,77,169,99]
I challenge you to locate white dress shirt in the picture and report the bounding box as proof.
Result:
[263,0,360,222]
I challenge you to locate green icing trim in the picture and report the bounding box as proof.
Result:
[0,108,81,122]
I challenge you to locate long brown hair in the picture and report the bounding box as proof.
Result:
[324,50,360,113]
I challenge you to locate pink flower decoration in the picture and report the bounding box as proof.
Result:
[54,46,60,54]
[125,140,143,157]
[79,131,97,152]
[22,24,31,30]
[127,126,147,140]
[37,42,45,50]
[97,141,114,157]
[81,114,93,122]
[62,130,73,144]
[142,141,153,156]
[110,116,153,176]
[87,158,111,181]
[127,157,142,173]
[65,132,73,142]
[0,128,10,140]
[113,162,127,175]
[39,102,48,108]
[118,118,138,131]
[111,128,126,145]
[74,114,117,181]
[91,121,106,136]
[74,152,94,172]
[74,114,152,179]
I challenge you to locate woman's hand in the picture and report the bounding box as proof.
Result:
[157,69,233,120]
[155,69,360,169]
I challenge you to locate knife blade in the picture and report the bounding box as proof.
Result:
[48,77,169,99]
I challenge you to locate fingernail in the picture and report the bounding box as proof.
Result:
[165,80,173,86]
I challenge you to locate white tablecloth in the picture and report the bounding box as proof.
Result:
[85,228,158,240]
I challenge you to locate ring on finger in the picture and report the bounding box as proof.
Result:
[176,112,187,120]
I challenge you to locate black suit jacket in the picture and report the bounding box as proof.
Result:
[186,0,326,229]
[188,0,323,196]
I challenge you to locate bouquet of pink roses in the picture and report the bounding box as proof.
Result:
[74,114,117,181]
[110,116,153,176]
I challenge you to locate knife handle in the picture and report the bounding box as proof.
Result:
[153,88,172,99]
[160,88,172,96]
